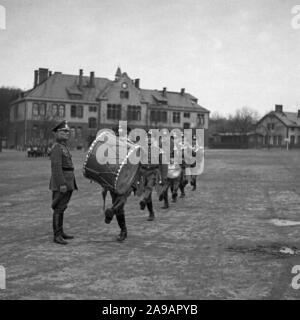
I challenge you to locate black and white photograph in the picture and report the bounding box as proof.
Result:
[1,0,300,304]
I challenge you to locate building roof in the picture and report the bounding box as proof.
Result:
[277,111,300,127]
[18,70,209,113]
[257,110,300,128]
[140,89,209,113]
[24,73,110,102]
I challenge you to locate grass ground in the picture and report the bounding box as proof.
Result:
[0,148,300,299]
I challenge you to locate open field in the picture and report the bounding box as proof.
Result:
[0,149,300,300]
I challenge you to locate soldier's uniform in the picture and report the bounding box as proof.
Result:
[160,135,183,207]
[49,121,77,245]
[190,135,198,191]
[178,161,189,197]
[137,135,161,221]
[103,125,132,242]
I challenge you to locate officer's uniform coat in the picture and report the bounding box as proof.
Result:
[49,142,78,191]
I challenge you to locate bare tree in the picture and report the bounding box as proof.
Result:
[229,107,259,134]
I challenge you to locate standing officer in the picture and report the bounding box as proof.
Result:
[49,120,77,245]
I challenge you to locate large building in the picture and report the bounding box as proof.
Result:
[256,104,300,148]
[9,67,210,149]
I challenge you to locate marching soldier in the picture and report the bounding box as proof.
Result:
[49,120,77,245]
[137,132,161,221]
[103,124,132,241]
[190,134,199,191]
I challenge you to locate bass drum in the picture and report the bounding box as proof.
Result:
[83,130,141,195]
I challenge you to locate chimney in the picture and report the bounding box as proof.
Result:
[48,71,52,77]
[38,68,49,84]
[162,87,167,97]
[135,78,140,89]
[275,104,283,113]
[79,69,83,87]
[180,88,185,95]
[89,71,95,87]
[34,70,38,88]
[298,109,300,118]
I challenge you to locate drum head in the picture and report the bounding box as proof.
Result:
[116,162,140,194]
[167,163,182,179]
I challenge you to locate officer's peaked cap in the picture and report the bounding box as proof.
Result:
[52,120,71,132]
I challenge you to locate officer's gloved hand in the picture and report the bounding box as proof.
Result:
[59,185,68,193]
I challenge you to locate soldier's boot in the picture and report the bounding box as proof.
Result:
[116,214,127,242]
[104,208,115,224]
[172,192,178,202]
[53,212,68,245]
[191,181,196,191]
[162,194,169,209]
[179,185,185,198]
[147,202,155,221]
[191,179,196,191]
[139,199,146,210]
[60,213,74,240]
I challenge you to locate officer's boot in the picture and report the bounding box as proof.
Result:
[53,212,68,245]
[60,212,74,240]
[147,201,155,221]
[116,214,127,242]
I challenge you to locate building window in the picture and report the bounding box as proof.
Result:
[88,117,97,129]
[52,104,58,117]
[32,103,39,116]
[127,105,141,121]
[183,122,190,129]
[290,135,295,144]
[89,106,97,112]
[77,105,83,118]
[107,104,121,120]
[273,136,277,145]
[59,105,65,117]
[267,123,275,131]
[71,105,83,118]
[278,135,282,145]
[150,110,167,123]
[70,127,76,138]
[173,112,180,123]
[76,127,82,139]
[184,112,190,118]
[120,91,129,99]
[71,105,77,117]
[14,104,19,119]
[197,113,205,126]
[39,103,46,116]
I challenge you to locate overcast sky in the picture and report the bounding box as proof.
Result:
[1,0,300,116]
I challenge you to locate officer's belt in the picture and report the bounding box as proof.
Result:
[62,167,74,171]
